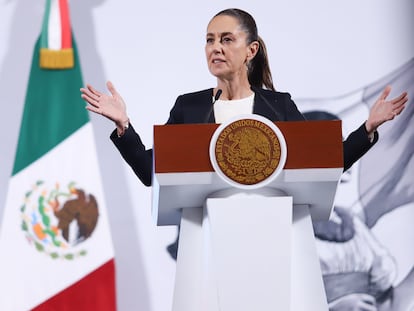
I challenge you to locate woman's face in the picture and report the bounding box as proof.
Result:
[205,15,256,81]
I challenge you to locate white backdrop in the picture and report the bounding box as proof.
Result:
[0,1,413,310]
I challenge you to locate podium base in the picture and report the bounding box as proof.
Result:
[172,193,328,311]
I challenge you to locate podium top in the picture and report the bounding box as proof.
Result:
[154,120,343,173]
[152,120,344,226]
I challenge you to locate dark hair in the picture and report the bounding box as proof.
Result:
[214,8,275,91]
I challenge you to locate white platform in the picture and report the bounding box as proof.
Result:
[172,192,328,311]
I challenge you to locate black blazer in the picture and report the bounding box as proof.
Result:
[111,87,377,186]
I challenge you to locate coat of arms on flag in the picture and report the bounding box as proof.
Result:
[21,180,99,259]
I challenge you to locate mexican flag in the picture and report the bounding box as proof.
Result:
[0,0,116,310]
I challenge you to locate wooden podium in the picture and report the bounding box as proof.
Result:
[152,119,343,311]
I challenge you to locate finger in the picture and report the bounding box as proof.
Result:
[394,104,406,116]
[86,84,103,98]
[80,92,98,107]
[81,93,100,108]
[82,86,101,102]
[80,92,93,104]
[85,104,101,114]
[391,93,409,108]
[379,85,392,100]
[390,91,408,105]
[391,98,408,115]
[80,87,94,98]
[106,81,118,97]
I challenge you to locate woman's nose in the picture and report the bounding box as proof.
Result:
[212,41,222,54]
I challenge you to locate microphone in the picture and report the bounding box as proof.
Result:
[214,89,223,103]
[204,89,222,123]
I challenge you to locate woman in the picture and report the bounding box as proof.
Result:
[80,8,408,187]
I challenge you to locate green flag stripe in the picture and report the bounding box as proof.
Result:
[12,36,89,175]
[40,0,51,49]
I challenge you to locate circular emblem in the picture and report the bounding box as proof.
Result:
[20,180,99,260]
[210,115,287,189]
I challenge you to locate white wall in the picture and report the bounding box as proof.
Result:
[0,1,413,310]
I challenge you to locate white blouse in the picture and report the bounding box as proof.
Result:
[213,93,255,124]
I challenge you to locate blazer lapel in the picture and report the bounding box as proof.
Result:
[252,87,282,121]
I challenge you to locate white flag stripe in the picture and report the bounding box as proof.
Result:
[0,124,114,311]
[48,0,61,50]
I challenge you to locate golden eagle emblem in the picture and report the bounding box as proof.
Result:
[214,118,282,185]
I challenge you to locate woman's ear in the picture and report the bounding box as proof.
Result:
[247,41,259,61]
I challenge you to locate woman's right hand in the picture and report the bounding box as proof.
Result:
[80,81,129,130]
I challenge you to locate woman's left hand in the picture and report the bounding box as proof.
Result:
[365,85,408,134]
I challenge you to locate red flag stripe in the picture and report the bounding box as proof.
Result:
[32,259,117,311]
[59,0,72,49]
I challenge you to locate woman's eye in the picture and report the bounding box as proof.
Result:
[222,37,232,43]
[206,38,214,44]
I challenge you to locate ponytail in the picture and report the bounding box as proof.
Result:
[248,36,275,91]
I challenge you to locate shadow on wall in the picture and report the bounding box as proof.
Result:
[71,2,153,310]
[0,1,152,310]
[0,1,44,223]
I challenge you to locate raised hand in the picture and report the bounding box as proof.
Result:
[365,85,408,134]
[80,81,129,129]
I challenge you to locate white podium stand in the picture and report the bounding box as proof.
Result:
[152,120,343,311]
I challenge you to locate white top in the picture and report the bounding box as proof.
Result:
[213,93,255,124]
